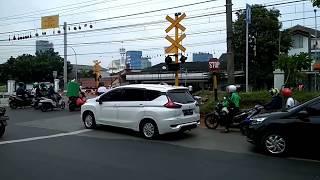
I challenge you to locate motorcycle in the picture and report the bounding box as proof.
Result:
[0,107,9,138]
[32,96,47,110]
[39,93,65,112]
[204,100,263,134]
[238,105,264,135]
[9,92,34,109]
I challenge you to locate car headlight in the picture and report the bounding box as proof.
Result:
[250,117,267,125]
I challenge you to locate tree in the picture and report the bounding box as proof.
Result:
[233,5,292,89]
[0,49,72,83]
[276,52,312,87]
[311,0,320,7]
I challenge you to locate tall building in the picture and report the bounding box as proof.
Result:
[119,48,126,69]
[126,51,142,69]
[193,52,213,62]
[36,40,54,53]
[141,57,152,69]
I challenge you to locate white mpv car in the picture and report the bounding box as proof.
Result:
[81,84,200,139]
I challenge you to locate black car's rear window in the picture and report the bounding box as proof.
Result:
[167,89,194,104]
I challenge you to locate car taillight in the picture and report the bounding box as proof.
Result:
[164,97,182,109]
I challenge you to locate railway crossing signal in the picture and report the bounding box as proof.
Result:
[165,12,187,86]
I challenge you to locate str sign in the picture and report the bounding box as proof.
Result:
[209,58,220,72]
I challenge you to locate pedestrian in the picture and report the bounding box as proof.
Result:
[97,82,108,96]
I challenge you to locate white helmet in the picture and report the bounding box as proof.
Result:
[226,85,237,93]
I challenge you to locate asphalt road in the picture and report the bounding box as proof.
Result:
[0,108,320,180]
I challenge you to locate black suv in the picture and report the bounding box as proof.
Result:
[246,96,320,156]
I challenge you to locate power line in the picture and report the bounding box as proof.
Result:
[0,0,174,26]
[0,0,118,21]
[0,28,226,48]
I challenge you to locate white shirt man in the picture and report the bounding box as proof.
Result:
[286,97,295,109]
[97,86,108,95]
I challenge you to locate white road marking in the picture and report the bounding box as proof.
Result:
[0,129,92,145]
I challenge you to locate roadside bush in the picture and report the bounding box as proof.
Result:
[196,90,320,114]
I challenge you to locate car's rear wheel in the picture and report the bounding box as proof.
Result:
[41,103,50,112]
[204,113,219,129]
[140,120,158,139]
[9,101,17,109]
[262,132,288,156]
[83,112,96,129]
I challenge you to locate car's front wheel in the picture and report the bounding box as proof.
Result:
[83,112,96,129]
[262,132,288,156]
[140,120,158,139]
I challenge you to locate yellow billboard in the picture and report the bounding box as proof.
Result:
[41,15,59,29]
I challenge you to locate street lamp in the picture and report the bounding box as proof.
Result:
[68,46,78,82]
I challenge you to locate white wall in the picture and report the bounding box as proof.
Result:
[288,35,309,56]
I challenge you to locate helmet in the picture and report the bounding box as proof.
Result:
[281,88,292,97]
[269,88,279,97]
[226,85,237,93]
[33,82,39,88]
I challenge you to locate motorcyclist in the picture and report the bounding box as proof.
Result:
[16,82,27,100]
[222,85,241,133]
[282,88,297,109]
[40,83,48,97]
[264,88,282,111]
[32,83,42,97]
[47,85,57,101]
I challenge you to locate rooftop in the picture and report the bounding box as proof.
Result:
[119,84,188,92]
[142,61,209,73]
[289,24,320,38]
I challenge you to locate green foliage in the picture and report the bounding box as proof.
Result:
[0,49,72,83]
[233,5,292,89]
[79,69,94,78]
[311,0,320,7]
[276,52,312,87]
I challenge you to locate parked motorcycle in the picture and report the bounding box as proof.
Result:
[9,92,34,109]
[32,96,47,110]
[39,93,65,112]
[204,101,263,134]
[0,107,9,138]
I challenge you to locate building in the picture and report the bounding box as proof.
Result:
[108,59,122,73]
[36,40,54,53]
[287,25,320,90]
[119,48,126,70]
[70,64,109,80]
[141,57,152,69]
[192,52,213,62]
[125,62,244,92]
[126,51,142,69]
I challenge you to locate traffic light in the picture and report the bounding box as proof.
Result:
[180,55,187,63]
[165,56,173,65]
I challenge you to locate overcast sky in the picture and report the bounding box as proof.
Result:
[0,0,318,68]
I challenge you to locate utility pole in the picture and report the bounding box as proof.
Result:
[314,9,318,91]
[63,22,68,90]
[226,0,234,85]
[175,13,179,86]
[245,4,251,92]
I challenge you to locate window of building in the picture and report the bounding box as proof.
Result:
[293,35,304,49]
